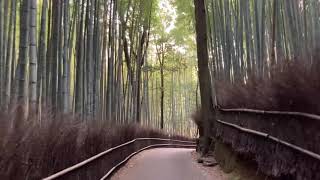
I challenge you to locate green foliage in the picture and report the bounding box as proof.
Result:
[171,0,195,44]
[145,0,198,134]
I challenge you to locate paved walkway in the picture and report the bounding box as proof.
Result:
[111,148,227,180]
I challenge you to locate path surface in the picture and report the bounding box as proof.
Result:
[111,148,228,180]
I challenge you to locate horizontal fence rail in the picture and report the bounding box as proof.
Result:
[219,108,320,121]
[42,138,196,180]
[100,144,196,180]
[216,119,320,161]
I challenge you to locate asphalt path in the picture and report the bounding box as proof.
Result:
[111,148,227,180]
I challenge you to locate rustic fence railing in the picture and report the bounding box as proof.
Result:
[100,143,195,180]
[216,119,320,160]
[217,108,320,160]
[216,107,320,179]
[42,138,196,180]
[219,108,320,121]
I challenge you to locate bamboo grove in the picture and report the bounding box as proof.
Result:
[0,0,151,120]
[205,0,320,83]
[0,0,198,136]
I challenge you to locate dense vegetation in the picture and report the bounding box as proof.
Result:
[0,0,197,179]
[194,1,320,179]
[1,0,320,179]
[204,0,320,110]
[0,109,190,179]
[0,0,198,136]
[217,58,320,114]
[206,0,320,81]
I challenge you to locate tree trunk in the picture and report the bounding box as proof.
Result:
[160,61,164,129]
[270,0,277,73]
[75,0,85,115]
[5,0,17,110]
[17,0,31,119]
[38,0,47,105]
[51,1,60,111]
[62,0,70,113]
[194,0,215,154]
[0,0,3,105]
[29,0,37,109]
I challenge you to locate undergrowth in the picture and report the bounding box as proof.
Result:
[217,57,320,115]
[0,106,189,180]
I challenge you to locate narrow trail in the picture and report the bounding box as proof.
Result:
[111,148,227,180]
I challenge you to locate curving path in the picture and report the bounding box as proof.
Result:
[111,148,227,180]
